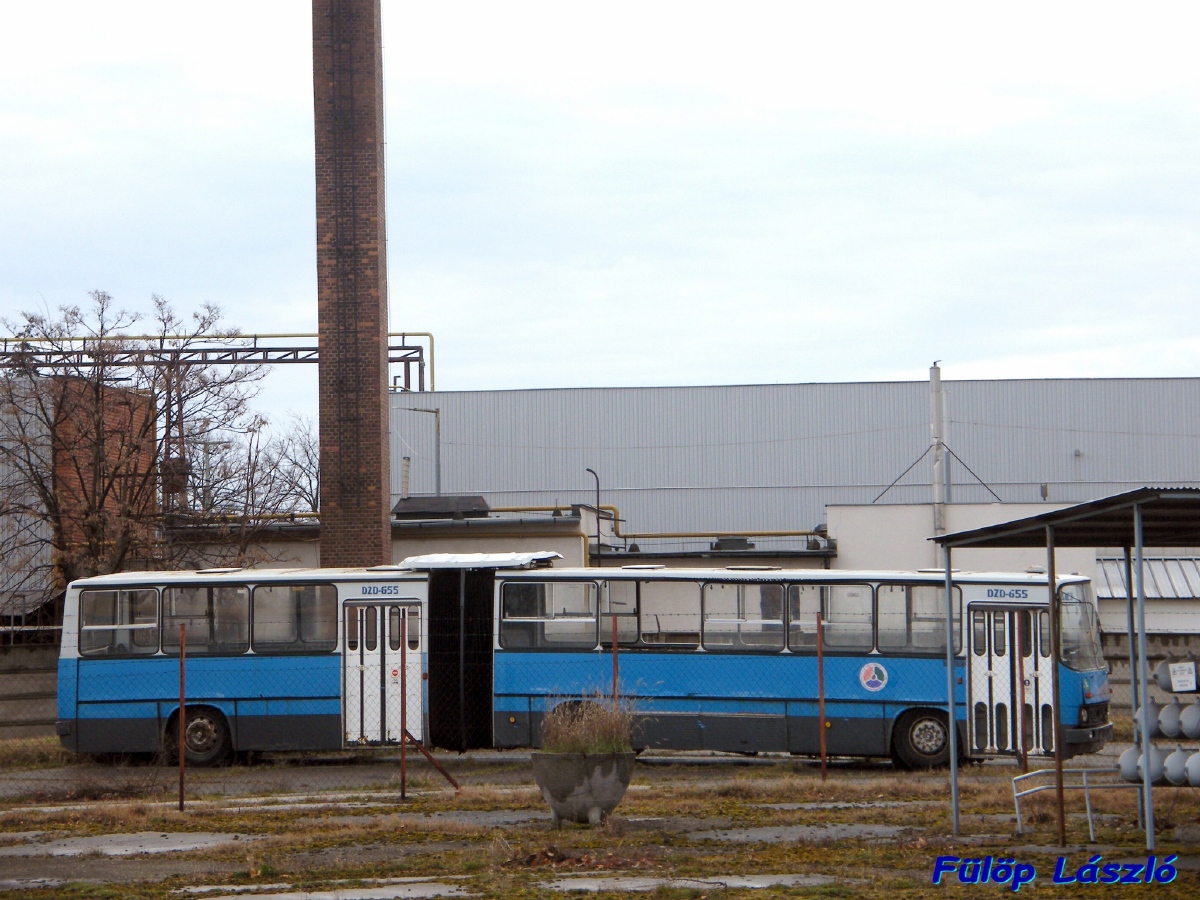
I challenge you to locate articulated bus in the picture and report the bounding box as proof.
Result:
[56,558,1112,768]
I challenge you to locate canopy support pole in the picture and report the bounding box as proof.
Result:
[1134,505,1155,850]
[1047,526,1067,847]
[1123,545,1144,832]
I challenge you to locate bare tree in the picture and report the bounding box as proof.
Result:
[0,291,270,617]
[268,415,320,514]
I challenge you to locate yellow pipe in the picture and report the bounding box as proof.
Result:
[488,505,821,540]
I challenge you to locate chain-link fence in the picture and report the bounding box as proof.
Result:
[0,572,1177,827]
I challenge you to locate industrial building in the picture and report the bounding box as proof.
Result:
[388,374,1200,555]
[384,374,1200,716]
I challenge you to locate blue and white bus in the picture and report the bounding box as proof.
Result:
[56,558,1112,768]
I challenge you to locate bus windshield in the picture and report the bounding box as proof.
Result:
[1059,584,1105,672]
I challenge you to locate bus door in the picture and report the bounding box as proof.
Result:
[342,602,423,745]
[967,605,1055,757]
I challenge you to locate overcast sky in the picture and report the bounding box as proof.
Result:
[2,1,1198,425]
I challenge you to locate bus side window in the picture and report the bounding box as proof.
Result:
[346,607,359,651]
[822,584,873,651]
[389,607,402,651]
[407,608,420,650]
[499,582,598,649]
[163,585,249,655]
[973,611,987,655]
[702,583,783,651]
[79,589,158,657]
[601,580,638,646]
[639,581,700,647]
[787,584,820,650]
[499,582,543,648]
[541,583,597,647]
[876,585,908,650]
[912,585,960,653]
[163,587,210,653]
[251,584,337,652]
[877,584,960,653]
[387,604,422,651]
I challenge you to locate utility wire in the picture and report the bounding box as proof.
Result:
[872,445,931,503]
[943,443,1003,502]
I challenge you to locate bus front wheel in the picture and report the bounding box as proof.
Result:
[892,709,950,769]
[170,707,231,767]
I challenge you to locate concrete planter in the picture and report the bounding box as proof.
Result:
[532,751,636,826]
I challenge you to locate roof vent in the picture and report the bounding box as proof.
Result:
[391,495,491,520]
[711,536,754,551]
[1026,566,1046,574]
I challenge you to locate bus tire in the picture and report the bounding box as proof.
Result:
[170,707,231,767]
[892,709,950,769]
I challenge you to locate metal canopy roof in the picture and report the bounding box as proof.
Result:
[933,487,1200,549]
[1095,557,1200,600]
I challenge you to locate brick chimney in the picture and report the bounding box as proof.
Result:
[312,0,392,566]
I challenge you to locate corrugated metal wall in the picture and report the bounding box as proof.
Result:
[390,378,1200,550]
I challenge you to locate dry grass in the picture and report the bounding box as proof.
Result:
[539,697,634,754]
[0,735,74,770]
[1,757,1198,900]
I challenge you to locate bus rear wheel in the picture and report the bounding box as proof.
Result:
[170,707,231,767]
[892,709,950,769]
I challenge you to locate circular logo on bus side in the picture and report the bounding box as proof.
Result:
[859,662,888,692]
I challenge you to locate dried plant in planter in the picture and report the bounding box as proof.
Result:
[534,695,637,826]
[539,697,634,755]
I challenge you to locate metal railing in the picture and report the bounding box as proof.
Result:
[1013,767,1141,842]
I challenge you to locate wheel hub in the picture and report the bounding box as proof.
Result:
[185,716,219,753]
[911,718,946,755]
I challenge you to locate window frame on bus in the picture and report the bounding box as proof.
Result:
[600,579,640,647]
[498,579,600,650]
[161,582,251,656]
[250,582,339,655]
[876,582,962,655]
[786,582,875,653]
[636,579,702,649]
[700,581,785,653]
[78,586,161,657]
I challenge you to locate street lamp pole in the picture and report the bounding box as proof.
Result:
[404,407,441,496]
[586,468,600,567]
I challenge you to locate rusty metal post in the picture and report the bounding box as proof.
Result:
[178,623,186,812]
[817,610,827,781]
[1017,611,1029,773]
[401,612,407,800]
[612,611,620,710]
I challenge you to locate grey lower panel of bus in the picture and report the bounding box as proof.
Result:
[236,715,342,752]
[68,715,343,754]
[496,711,890,757]
[73,717,161,754]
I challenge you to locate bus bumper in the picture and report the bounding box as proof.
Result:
[1062,721,1113,758]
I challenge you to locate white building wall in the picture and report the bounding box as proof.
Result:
[826,503,1094,576]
